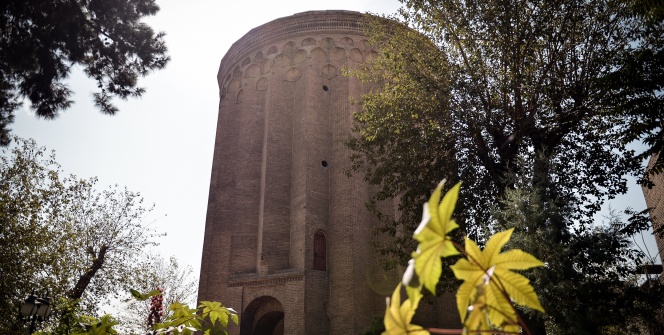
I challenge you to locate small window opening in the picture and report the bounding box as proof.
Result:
[314,231,327,271]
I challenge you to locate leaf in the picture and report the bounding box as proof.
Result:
[412,181,461,294]
[493,267,544,312]
[382,284,429,335]
[200,301,237,328]
[207,323,231,335]
[159,302,202,332]
[401,258,424,303]
[130,288,162,301]
[230,313,239,325]
[73,315,119,335]
[450,229,545,329]
[464,287,490,331]
[453,262,485,322]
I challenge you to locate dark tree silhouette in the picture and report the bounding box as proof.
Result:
[0,0,170,145]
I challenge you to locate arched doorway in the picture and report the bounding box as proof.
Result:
[240,296,284,335]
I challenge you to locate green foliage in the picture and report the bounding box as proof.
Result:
[0,0,170,145]
[42,297,94,335]
[412,181,461,294]
[0,137,161,333]
[73,315,119,335]
[130,289,163,301]
[161,300,239,335]
[349,1,663,332]
[152,300,237,335]
[600,0,664,178]
[50,288,237,335]
[383,283,428,335]
[495,179,663,334]
[450,230,544,329]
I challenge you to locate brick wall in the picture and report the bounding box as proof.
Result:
[643,153,664,264]
[198,11,391,335]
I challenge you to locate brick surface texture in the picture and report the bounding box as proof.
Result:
[644,153,664,264]
[197,10,460,335]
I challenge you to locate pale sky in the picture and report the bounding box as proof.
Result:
[10,0,659,289]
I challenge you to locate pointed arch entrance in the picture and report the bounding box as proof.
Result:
[240,296,284,335]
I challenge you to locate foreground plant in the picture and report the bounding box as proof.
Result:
[74,290,237,335]
[384,181,544,335]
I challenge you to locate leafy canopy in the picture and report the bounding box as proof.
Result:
[0,137,162,333]
[0,0,170,145]
[349,1,663,332]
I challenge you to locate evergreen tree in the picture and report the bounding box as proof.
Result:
[0,0,169,145]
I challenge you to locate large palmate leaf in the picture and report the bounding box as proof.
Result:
[451,229,544,329]
[382,284,429,335]
[412,181,462,294]
[200,301,238,328]
[154,302,201,335]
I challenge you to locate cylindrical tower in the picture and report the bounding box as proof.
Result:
[198,10,388,335]
[643,153,664,273]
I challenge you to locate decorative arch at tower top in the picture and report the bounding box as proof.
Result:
[217,10,372,84]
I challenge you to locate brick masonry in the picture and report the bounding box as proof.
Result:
[197,10,387,335]
[197,10,460,335]
[643,153,664,264]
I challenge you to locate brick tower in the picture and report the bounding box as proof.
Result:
[197,11,392,335]
[643,153,664,267]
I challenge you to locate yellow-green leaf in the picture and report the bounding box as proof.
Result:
[493,267,545,312]
[450,229,545,328]
[464,290,490,331]
[382,284,429,335]
[493,249,545,270]
[454,269,485,322]
[412,181,461,294]
[200,301,234,327]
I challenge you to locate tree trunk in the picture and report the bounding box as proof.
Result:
[68,245,108,300]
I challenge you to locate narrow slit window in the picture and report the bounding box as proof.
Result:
[314,231,326,271]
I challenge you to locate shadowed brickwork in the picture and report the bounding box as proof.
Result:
[197,11,386,335]
[643,153,664,263]
[198,10,461,335]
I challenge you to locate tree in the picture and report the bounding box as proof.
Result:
[347,0,663,333]
[0,0,169,146]
[601,0,664,177]
[0,137,161,334]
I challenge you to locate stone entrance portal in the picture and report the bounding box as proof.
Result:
[240,296,284,335]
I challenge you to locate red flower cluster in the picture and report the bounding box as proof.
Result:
[147,287,165,328]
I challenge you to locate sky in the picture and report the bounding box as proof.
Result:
[10,0,660,291]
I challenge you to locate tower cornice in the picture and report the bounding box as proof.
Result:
[217,10,368,84]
